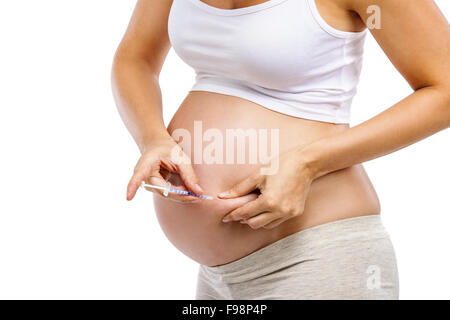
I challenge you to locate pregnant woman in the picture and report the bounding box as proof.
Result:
[112,0,450,299]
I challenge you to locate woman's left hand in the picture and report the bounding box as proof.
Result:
[219,147,317,230]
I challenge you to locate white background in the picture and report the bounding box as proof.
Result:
[0,0,448,299]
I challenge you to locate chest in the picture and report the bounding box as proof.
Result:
[199,0,273,10]
[168,0,345,87]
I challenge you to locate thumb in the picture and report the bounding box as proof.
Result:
[218,174,260,199]
[147,174,168,188]
[177,162,203,195]
[127,163,164,201]
[220,193,259,212]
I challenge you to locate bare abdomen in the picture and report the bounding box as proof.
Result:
[153,91,380,266]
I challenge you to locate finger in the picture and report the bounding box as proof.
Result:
[243,211,285,230]
[160,168,171,181]
[152,190,201,203]
[143,174,167,195]
[222,197,267,222]
[219,193,259,212]
[147,176,201,203]
[177,162,203,195]
[218,174,261,199]
[127,166,152,201]
[166,185,202,203]
[262,216,290,230]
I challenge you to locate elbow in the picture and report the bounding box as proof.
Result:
[418,82,450,129]
[445,91,450,129]
[111,49,160,83]
[110,48,154,86]
[111,47,124,82]
[110,48,139,102]
[111,48,132,80]
[110,51,125,95]
[439,82,450,127]
[437,83,450,129]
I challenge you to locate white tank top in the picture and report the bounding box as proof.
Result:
[168,0,368,124]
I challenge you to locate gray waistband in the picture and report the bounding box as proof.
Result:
[201,214,388,284]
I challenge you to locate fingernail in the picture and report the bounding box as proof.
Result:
[218,191,230,198]
[240,220,247,224]
[222,217,230,223]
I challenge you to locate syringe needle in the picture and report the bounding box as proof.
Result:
[140,181,213,200]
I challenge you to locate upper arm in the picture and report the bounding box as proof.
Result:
[114,0,173,75]
[348,0,450,91]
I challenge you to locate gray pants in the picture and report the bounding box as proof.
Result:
[196,215,399,300]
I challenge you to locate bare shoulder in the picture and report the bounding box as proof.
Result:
[115,0,174,70]
[342,0,450,90]
[342,0,448,24]
[314,0,366,32]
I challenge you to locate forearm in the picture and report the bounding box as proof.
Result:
[111,55,171,154]
[302,86,450,179]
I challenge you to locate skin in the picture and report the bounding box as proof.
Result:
[221,0,450,227]
[112,0,450,265]
[152,93,380,265]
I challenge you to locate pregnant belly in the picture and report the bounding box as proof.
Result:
[153,91,381,266]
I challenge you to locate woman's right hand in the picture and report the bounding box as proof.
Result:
[126,136,204,203]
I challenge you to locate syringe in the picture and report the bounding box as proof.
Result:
[140,181,213,200]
